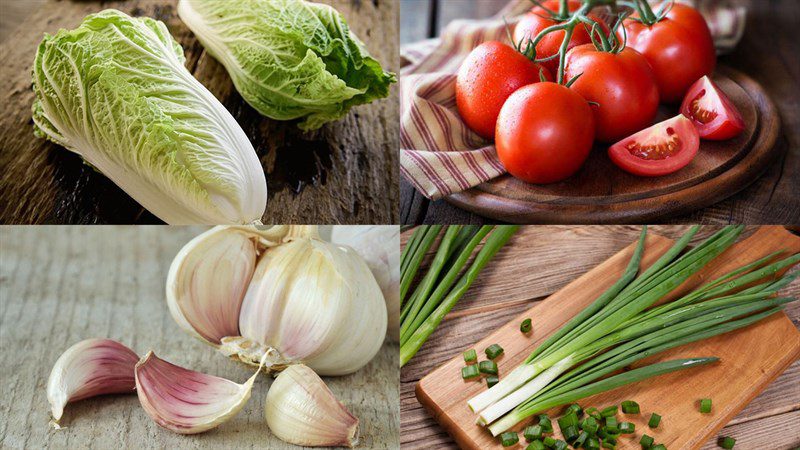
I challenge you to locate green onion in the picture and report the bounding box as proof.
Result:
[543,436,556,447]
[581,416,598,435]
[521,318,533,333]
[557,411,579,429]
[640,434,654,448]
[619,422,635,434]
[486,375,499,388]
[602,442,616,450]
[401,226,517,366]
[553,440,568,450]
[718,436,736,449]
[463,349,477,364]
[621,400,640,414]
[605,416,618,433]
[461,365,480,380]
[601,406,618,417]
[648,413,661,428]
[400,225,442,303]
[539,414,553,432]
[585,437,600,450]
[585,407,601,419]
[574,431,589,447]
[526,440,545,450]
[562,425,578,442]
[523,425,543,441]
[479,360,498,375]
[651,445,666,450]
[566,403,583,417]
[700,398,712,413]
[500,431,518,447]
[485,344,504,360]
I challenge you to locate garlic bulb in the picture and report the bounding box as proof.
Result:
[47,338,139,423]
[135,351,258,434]
[331,225,400,342]
[167,225,387,376]
[265,364,359,448]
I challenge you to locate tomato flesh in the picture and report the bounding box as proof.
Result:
[609,115,699,177]
[680,76,745,140]
[496,82,595,184]
[456,41,551,140]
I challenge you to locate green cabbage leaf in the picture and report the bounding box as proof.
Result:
[32,9,267,224]
[177,0,396,130]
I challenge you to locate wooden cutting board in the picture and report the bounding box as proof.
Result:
[446,67,782,224]
[416,226,800,449]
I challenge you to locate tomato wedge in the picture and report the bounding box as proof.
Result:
[680,76,745,140]
[608,115,699,177]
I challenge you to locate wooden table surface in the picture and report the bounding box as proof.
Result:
[399,0,800,225]
[0,226,400,449]
[400,225,800,450]
[0,0,399,224]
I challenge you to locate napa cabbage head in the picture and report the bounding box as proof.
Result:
[32,9,267,224]
[177,0,396,131]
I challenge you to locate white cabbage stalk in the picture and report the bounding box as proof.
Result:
[32,9,267,224]
[331,226,400,342]
[166,225,387,376]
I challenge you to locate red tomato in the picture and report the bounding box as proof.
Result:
[623,3,716,103]
[565,44,659,143]
[609,115,699,177]
[680,75,745,140]
[456,41,551,140]
[513,0,605,74]
[495,82,595,184]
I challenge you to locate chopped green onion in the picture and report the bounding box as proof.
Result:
[651,445,666,450]
[523,425,543,441]
[566,403,583,417]
[602,442,616,450]
[463,349,477,363]
[619,422,635,434]
[553,440,568,450]
[526,440,545,450]
[581,416,599,435]
[521,318,533,333]
[601,405,618,417]
[500,431,519,447]
[485,344,504,360]
[718,436,736,449]
[461,365,480,379]
[585,407,602,419]
[640,434,654,448]
[602,432,618,445]
[574,431,589,447]
[562,425,578,442]
[486,375,499,388]
[648,413,661,428]
[621,400,640,414]
[700,398,712,413]
[479,360,498,375]
[605,417,619,433]
[557,411,578,429]
[539,415,553,432]
[543,436,556,447]
[585,437,600,450]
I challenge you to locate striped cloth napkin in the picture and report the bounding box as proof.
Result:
[400,0,748,201]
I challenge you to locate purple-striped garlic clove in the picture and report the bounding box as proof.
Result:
[264,364,359,447]
[46,338,139,423]
[135,351,258,434]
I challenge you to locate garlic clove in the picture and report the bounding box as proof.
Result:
[265,364,359,448]
[135,351,258,434]
[47,338,139,423]
[166,226,257,344]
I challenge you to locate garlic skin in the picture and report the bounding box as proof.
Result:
[331,225,400,342]
[265,364,359,448]
[166,225,387,376]
[135,351,258,434]
[47,338,139,423]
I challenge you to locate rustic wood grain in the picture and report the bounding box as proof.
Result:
[0,226,400,448]
[400,0,800,225]
[400,225,800,449]
[0,0,399,224]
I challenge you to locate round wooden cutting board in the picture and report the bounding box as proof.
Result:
[446,66,781,223]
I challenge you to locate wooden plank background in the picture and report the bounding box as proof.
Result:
[0,0,399,224]
[399,0,800,225]
[0,226,400,448]
[399,225,800,449]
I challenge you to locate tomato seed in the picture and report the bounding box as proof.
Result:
[690,90,718,124]
[626,135,683,161]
